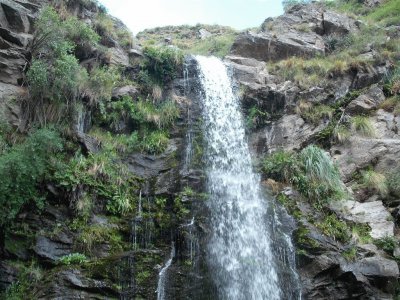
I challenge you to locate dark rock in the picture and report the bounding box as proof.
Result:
[36,269,118,299]
[0,0,32,33]
[0,48,26,84]
[0,261,18,291]
[76,132,101,154]
[33,234,73,262]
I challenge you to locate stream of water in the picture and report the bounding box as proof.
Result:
[196,55,281,299]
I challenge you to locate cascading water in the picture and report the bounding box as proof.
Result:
[195,55,281,299]
[156,243,175,300]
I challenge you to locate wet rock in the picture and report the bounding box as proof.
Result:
[346,85,386,114]
[76,132,101,154]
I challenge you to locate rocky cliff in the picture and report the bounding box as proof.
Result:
[0,0,399,299]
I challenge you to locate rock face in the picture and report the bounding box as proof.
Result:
[346,85,386,114]
[331,200,395,239]
[231,3,358,61]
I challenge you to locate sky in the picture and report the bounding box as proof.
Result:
[98,0,284,35]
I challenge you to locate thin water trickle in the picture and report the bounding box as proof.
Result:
[196,55,281,299]
[156,243,175,300]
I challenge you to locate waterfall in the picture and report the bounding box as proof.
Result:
[195,56,280,299]
[156,243,175,300]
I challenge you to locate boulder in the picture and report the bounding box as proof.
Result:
[251,114,326,155]
[225,55,269,85]
[198,28,212,39]
[111,85,138,100]
[323,10,357,35]
[33,234,73,262]
[0,48,26,84]
[0,261,18,291]
[330,200,395,239]
[332,137,400,181]
[231,30,325,62]
[346,85,386,114]
[0,0,33,33]
[35,269,118,299]
[108,47,130,67]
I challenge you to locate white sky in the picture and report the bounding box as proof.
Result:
[98,0,284,34]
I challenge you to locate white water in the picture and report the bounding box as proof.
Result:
[196,56,280,299]
[157,243,175,300]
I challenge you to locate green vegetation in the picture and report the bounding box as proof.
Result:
[342,246,357,261]
[374,236,398,254]
[352,223,372,244]
[350,116,376,137]
[137,24,238,58]
[2,261,43,299]
[315,214,351,243]
[246,106,270,130]
[0,129,62,227]
[185,33,238,58]
[58,253,88,265]
[360,169,388,196]
[295,100,334,124]
[76,224,125,255]
[54,150,139,216]
[142,46,184,83]
[262,145,346,206]
[94,12,133,48]
[387,168,400,197]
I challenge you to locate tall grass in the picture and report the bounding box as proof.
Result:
[351,116,376,137]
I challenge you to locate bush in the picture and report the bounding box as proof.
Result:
[54,150,139,216]
[351,116,376,137]
[360,169,388,195]
[140,130,170,154]
[374,236,398,254]
[387,169,400,197]
[143,46,184,82]
[58,253,88,265]
[316,214,351,243]
[84,66,121,105]
[262,145,346,206]
[0,128,63,227]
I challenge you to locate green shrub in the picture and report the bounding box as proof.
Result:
[316,214,351,243]
[140,130,169,154]
[387,168,400,197]
[54,150,138,216]
[352,223,372,244]
[77,224,124,255]
[351,116,375,137]
[262,145,346,206]
[84,66,121,104]
[185,33,238,58]
[246,106,270,130]
[143,46,184,82]
[360,169,388,195]
[58,253,88,265]
[374,236,398,254]
[0,129,63,227]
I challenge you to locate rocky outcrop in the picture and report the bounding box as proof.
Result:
[346,85,386,114]
[231,3,358,62]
